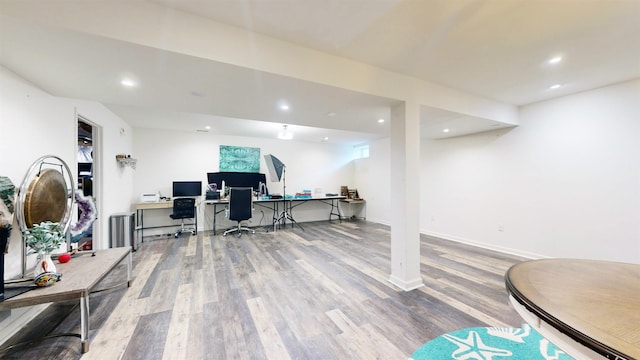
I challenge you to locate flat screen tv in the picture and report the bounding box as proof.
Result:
[172,181,202,197]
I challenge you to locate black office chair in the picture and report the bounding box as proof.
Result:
[169,197,196,238]
[223,187,255,237]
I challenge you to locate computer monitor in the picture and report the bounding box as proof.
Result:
[206,172,266,190]
[172,181,202,197]
[78,162,92,178]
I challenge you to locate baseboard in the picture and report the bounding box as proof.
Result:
[421,230,545,260]
[388,275,424,291]
[366,217,390,226]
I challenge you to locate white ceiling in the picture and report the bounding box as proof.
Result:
[1,0,639,144]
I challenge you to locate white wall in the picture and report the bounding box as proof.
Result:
[0,67,75,278]
[69,100,135,250]
[0,65,134,340]
[132,128,355,234]
[0,65,134,277]
[419,80,640,263]
[353,138,391,225]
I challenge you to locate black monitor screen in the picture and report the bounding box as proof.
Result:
[172,181,202,197]
[207,172,266,190]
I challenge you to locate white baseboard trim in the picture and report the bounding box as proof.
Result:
[366,218,390,227]
[421,230,546,260]
[388,275,424,291]
[365,219,545,259]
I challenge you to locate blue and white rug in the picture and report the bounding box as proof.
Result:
[411,324,574,359]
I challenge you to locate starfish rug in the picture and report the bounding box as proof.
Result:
[410,324,574,359]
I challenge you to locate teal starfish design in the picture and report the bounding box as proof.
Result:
[442,330,512,360]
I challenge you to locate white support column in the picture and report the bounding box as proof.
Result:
[389,101,423,291]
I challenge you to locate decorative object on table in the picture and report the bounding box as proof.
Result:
[348,188,361,200]
[57,253,71,263]
[33,271,62,287]
[295,190,312,199]
[410,324,573,360]
[23,221,65,278]
[220,145,260,173]
[15,155,74,279]
[0,176,16,299]
[70,190,97,244]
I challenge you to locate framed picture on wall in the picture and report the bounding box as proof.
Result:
[219,145,260,172]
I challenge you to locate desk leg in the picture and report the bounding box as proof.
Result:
[270,202,279,232]
[80,294,90,353]
[127,251,132,287]
[329,199,343,222]
[137,208,144,242]
[213,204,217,235]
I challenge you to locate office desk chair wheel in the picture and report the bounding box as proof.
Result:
[173,229,196,238]
[223,223,255,238]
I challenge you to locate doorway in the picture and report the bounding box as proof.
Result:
[76,116,99,250]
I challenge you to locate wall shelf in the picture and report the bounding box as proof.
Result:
[116,155,137,169]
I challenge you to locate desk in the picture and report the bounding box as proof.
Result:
[505,259,640,360]
[340,199,366,220]
[135,200,198,239]
[0,247,132,353]
[205,196,345,234]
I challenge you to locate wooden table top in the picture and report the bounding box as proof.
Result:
[506,259,640,359]
[0,247,131,310]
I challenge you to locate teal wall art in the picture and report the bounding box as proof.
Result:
[219,145,260,172]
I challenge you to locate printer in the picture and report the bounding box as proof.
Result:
[140,193,160,203]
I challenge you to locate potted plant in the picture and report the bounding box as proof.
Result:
[23,221,66,276]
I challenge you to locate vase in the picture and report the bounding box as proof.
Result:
[34,253,56,277]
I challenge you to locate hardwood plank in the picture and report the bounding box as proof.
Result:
[122,310,172,360]
[246,297,291,360]
[81,252,162,359]
[162,283,192,360]
[3,221,527,360]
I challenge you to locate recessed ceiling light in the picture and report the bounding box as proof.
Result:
[548,56,563,65]
[322,137,329,142]
[121,78,137,87]
[378,118,385,123]
[205,126,211,130]
[280,104,290,111]
[549,84,562,90]
[443,128,450,133]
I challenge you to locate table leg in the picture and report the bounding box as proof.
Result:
[80,295,90,353]
[329,199,342,222]
[127,251,132,287]
[137,208,144,241]
[213,203,217,235]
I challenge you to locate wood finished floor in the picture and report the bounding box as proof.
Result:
[1,221,526,359]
